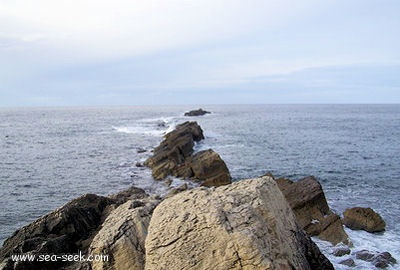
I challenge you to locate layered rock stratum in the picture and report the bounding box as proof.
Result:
[274,175,349,245]
[144,121,231,187]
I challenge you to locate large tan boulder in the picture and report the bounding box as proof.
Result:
[145,176,333,270]
[145,121,231,186]
[89,197,160,270]
[275,176,349,245]
[343,207,386,232]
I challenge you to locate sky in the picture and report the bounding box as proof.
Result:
[0,0,399,106]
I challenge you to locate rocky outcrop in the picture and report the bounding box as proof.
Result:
[89,197,160,270]
[355,250,397,268]
[0,186,152,270]
[145,121,231,187]
[339,258,356,267]
[0,194,114,269]
[332,246,351,257]
[343,207,386,232]
[145,176,333,270]
[0,176,334,270]
[184,108,211,116]
[185,149,231,187]
[275,175,349,245]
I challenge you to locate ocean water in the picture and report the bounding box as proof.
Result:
[1,105,399,269]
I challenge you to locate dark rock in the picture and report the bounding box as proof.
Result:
[108,186,149,206]
[164,183,189,199]
[156,120,166,127]
[275,175,349,245]
[294,229,335,270]
[0,186,151,270]
[145,121,231,187]
[339,258,356,267]
[333,246,351,257]
[343,207,386,232]
[137,148,147,153]
[355,249,375,261]
[0,194,114,269]
[355,250,397,268]
[184,108,211,116]
[135,162,144,167]
[374,252,397,268]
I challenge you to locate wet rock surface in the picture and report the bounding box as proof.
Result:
[339,258,356,267]
[343,207,386,233]
[355,250,397,268]
[333,246,351,257]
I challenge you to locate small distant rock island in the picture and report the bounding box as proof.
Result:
[0,120,395,270]
[184,108,211,116]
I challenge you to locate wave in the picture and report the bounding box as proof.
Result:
[113,116,178,136]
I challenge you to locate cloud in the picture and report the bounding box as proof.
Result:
[1,0,400,106]
[0,0,325,58]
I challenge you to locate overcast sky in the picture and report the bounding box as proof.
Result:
[1,0,399,106]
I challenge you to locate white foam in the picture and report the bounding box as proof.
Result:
[313,228,400,270]
[112,116,179,137]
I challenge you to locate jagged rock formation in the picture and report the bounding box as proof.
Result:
[184,108,211,116]
[144,121,231,186]
[0,122,339,270]
[0,187,151,270]
[0,177,334,270]
[343,207,386,232]
[355,250,397,268]
[275,175,349,245]
[145,176,333,270]
[0,194,112,269]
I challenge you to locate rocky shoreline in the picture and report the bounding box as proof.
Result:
[0,121,396,269]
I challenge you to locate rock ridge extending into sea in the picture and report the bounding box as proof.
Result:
[0,120,395,269]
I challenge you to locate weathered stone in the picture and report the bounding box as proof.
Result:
[355,249,376,261]
[145,176,333,270]
[164,183,189,199]
[374,252,397,268]
[339,258,356,267]
[186,149,231,187]
[275,176,349,245]
[0,185,151,270]
[108,186,149,206]
[343,207,386,232]
[89,197,160,270]
[145,121,231,186]
[184,108,211,116]
[355,250,397,268]
[144,121,204,179]
[0,194,114,270]
[333,246,351,257]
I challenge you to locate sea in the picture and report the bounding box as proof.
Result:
[0,104,399,269]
